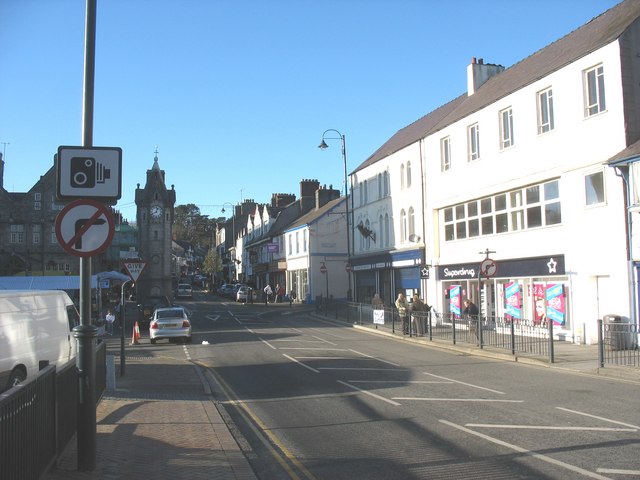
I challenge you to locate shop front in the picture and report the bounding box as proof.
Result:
[352,249,423,306]
[437,254,571,334]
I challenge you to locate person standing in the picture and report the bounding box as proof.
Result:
[410,293,429,336]
[395,292,410,335]
[463,299,480,339]
[105,310,115,336]
[372,293,384,309]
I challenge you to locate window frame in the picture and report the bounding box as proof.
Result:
[499,107,514,150]
[584,170,606,207]
[440,136,451,172]
[467,123,480,162]
[583,64,606,117]
[537,87,554,134]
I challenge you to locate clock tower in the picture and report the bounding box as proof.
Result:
[135,151,176,302]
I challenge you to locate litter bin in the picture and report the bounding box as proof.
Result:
[603,314,630,350]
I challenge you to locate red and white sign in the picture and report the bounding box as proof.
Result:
[480,258,498,278]
[320,264,327,274]
[55,199,115,257]
[123,261,147,282]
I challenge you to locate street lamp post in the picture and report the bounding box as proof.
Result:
[319,129,352,300]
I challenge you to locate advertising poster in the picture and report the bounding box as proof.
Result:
[546,283,566,326]
[533,282,546,326]
[373,309,385,325]
[450,285,461,316]
[505,281,521,320]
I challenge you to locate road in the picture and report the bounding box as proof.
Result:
[167,293,640,480]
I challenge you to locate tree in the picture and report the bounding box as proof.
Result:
[203,248,223,281]
[173,204,216,247]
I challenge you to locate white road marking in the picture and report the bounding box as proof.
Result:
[283,354,320,373]
[260,338,277,350]
[271,339,328,343]
[350,349,400,366]
[312,335,338,346]
[465,424,636,432]
[319,367,407,371]
[294,356,354,360]
[224,391,360,404]
[278,347,350,351]
[206,314,220,322]
[347,380,453,384]
[396,398,523,403]
[337,380,401,406]
[423,372,505,395]
[182,345,191,361]
[556,407,640,429]
[440,419,614,480]
[597,468,640,475]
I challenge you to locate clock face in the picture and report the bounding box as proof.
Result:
[150,205,163,219]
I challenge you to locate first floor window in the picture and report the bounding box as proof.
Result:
[500,107,514,149]
[440,137,451,172]
[584,64,606,117]
[585,171,605,206]
[467,123,480,161]
[10,224,24,244]
[32,224,41,244]
[537,88,554,134]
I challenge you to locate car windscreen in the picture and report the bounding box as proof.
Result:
[157,309,184,319]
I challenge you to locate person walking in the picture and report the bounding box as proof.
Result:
[395,292,410,335]
[105,310,115,336]
[263,284,273,304]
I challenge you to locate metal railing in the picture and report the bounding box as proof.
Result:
[598,319,639,367]
[0,340,107,480]
[317,300,555,362]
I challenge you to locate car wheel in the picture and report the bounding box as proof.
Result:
[7,368,26,389]
[150,338,156,344]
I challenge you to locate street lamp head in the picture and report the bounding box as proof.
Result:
[318,139,329,150]
[221,207,225,214]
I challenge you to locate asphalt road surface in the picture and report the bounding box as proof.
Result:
[161,293,640,480]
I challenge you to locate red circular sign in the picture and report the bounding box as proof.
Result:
[55,199,115,257]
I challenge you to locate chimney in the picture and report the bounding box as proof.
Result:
[300,178,320,198]
[315,184,340,209]
[467,57,505,96]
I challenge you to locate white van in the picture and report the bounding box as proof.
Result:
[0,290,80,393]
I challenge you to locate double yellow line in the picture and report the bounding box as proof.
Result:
[196,361,318,480]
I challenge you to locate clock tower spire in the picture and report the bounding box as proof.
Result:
[135,149,176,303]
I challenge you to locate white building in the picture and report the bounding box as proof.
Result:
[351,0,640,344]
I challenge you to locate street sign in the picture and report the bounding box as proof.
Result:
[123,261,147,282]
[55,199,115,257]
[345,263,351,272]
[56,146,122,201]
[320,264,327,274]
[480,258,498,278]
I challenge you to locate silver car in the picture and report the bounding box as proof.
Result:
[149,307,192,344]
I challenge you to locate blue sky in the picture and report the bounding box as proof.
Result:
[0,0,621,222]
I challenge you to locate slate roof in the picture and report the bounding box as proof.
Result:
[354,0,640,173]
[286,196,346,231]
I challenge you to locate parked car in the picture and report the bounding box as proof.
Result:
[236,285,253,303]
[137,295,172,328]
[149,307,192,344]
[176,283,193,298]
[217,284,236,298]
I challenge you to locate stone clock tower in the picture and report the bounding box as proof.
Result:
[135,152,176,301]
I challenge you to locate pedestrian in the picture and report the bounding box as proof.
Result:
[395,292,410,334]
[463,299,480,339]
[289,289,296,306]
[410,293,429,336]
[263,284,273,304]
[105,310,115,336]
[372,293,384,309]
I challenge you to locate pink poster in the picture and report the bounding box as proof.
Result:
[533,282,546,326]
[546,283,566,326]
[505,281,521,320]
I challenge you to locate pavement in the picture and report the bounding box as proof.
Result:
[44,303,640,480]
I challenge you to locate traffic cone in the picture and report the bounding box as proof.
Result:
[131,321,141,345]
